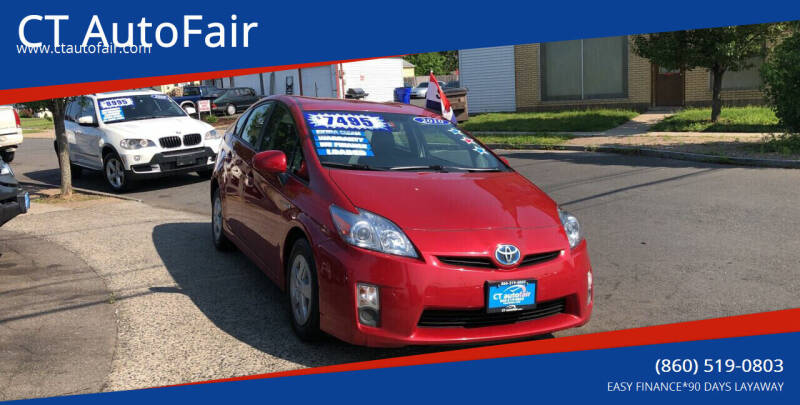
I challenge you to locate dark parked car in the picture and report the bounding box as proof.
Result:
[212,87,260,116]
[172,85,222,113]
[0,157,28,226]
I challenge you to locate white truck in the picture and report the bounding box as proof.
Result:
[0,106,23,162]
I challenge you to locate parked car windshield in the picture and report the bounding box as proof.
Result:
[97,94,186,123]
[304,111,506,172]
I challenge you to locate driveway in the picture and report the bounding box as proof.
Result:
[3,141,799,393]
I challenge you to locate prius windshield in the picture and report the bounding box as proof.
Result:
[97,94,186,123]
[304,111,506,172]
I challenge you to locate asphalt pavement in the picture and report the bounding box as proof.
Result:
[0,225,115,401]
[4,139,800,393]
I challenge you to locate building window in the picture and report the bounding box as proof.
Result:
[541,36,628,101]
[713,57,763,91]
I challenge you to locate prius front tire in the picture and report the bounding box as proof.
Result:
[287,239,321,341]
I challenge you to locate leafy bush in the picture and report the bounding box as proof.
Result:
[761,32,800,133]
[204,114,218,123]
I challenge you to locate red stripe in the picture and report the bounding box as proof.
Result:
[164,308,800,389]
[0,56,395,105]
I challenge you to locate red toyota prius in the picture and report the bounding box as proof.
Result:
[210,95,592,347]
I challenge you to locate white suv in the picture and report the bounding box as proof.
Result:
[62,90,221,191]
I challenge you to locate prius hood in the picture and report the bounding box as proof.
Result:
[329,170,561,231]
[105,116,213,139]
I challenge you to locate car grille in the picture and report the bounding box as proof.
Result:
[437,256,494,268]
[520,251,561,266]
[159,136,181,148]
[418,298,566,328]
[437,250,561,269]
[183,133,201,146]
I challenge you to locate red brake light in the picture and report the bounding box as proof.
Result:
[13,109,21,128]
[211,103,217,109]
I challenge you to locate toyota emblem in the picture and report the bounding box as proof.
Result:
[495,244,521,266]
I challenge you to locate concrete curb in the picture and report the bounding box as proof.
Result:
[19,180,143,202]
[485,143,800,169]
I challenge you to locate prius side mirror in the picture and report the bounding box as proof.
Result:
[77,115,97,126]
[253,150,287,175]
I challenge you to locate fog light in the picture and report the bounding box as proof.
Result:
[133,155,141,161]
[357,283,380,327]
[587,271,593,305]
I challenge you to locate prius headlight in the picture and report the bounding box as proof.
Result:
[330,205,417,258]
[204,129,221,140]
[120,138,155,149]
[558,207,583,248]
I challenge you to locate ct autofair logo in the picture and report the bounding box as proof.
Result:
[494,244,520,266]
[493,284,531,304]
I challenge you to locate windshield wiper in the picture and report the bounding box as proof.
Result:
[388,165,449,172]
[388,165,503,172]
[322,162,386,171]
[455,167,504,172]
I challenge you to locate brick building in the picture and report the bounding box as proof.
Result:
[459,36,764,113]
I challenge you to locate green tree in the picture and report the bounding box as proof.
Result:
[404,51,458,76]
[761,30,800,133]
[633,23,785,122]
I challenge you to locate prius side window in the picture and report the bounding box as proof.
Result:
[259,105,296,153]
[260,104,305,178]
[239,102,272,146]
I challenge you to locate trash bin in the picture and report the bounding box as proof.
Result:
[393,87,412,104]
[443,87,468,122]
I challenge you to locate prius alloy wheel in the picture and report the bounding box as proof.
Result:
[287,239,321,340]
[226,104,236,116]
[290,255,312,324]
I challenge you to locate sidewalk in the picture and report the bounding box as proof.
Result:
[471,108,679,138]
[571,108,679,137]
[2,197,423,393]
[0,221,115,401]
[22,131,54,139]
[475,109,799,163]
